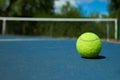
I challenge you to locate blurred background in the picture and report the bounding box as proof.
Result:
[0,0,120,40]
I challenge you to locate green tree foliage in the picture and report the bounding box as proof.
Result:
[35,1,85,38]
[108,0,120,18]
[108,0,120,39]
[0,0,54,35]
[89,12,99,18]
[60,1,80,17]
[0,0,54,17]
[0,0,115,39]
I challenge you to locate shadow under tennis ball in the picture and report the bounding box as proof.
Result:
[81,55,106,60]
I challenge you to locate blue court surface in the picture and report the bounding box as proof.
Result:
[0,35,120,80]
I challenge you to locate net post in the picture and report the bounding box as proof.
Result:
[115,19,118,40]
[2,19,6,35]
[106,22,109,41]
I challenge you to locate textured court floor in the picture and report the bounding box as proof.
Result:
[0,35,120,80]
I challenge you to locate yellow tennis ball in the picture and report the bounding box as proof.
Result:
[76,32,102,58]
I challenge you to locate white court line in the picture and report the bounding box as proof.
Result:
[0,38,69,42]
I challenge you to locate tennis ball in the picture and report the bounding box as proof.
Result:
[76,32,102,58]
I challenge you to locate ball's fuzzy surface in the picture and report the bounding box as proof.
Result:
[76,32,102,58]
